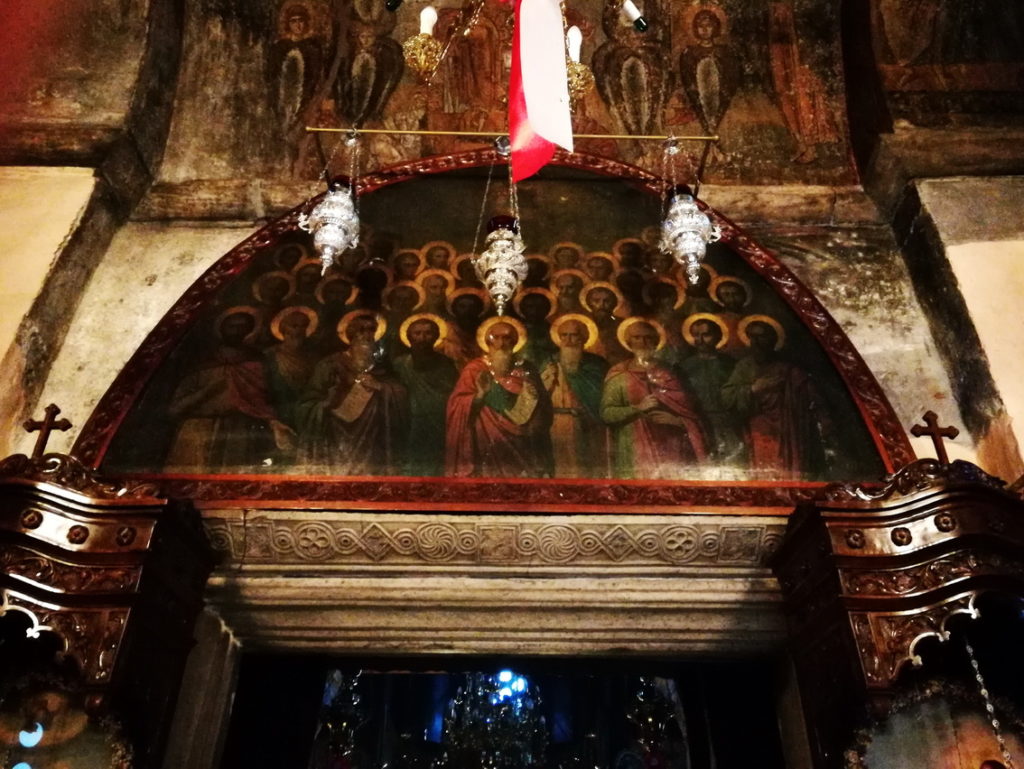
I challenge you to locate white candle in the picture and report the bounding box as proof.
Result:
[566,25,582,63]
[420,6,438,35]
[621,0,642,22]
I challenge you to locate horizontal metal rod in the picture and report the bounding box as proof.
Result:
[306,126,719,142]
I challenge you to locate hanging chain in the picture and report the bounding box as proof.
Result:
[471,161,497,257]
[965,637,1017,769]
[660,137,679,219]
[427,0,486,86]
[346,130,361,215]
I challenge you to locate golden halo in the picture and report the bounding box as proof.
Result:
[583,250,620,270]
[272,241,310,270]
[513,287,557,320]
[682,2,729,42]
[738,314,786,350]
[392,248,425,275]
[383,280,426,311]
[276,0,330,39]
[293,256,325,275]
[617,316,667,352]
[399,312,449,350]
[315,275,359,305]
[215,305,262,343]
[417,268,456,295]
[709,275,752,307]
[337,310,386,344]
[642,276,685,309]
[252,270,296,304]
[270,306,319,341]
[476,316,527,354]
[451,253,480,280]
[638,226,661,249]
[526,253,553,279]
[419,240,457,267]
[548,241,585,267]
[446,286,490,315]
[549,313,600,350]
[582,281,627,317]
[551,268,589,290]
[682,313,729,349]
[612,237,648,264]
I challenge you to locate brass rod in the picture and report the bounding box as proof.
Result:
[305,126,719,142]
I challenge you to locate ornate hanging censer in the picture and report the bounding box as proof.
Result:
[659,193,721,285]
[657,140,721,285]
[299,133,361,274]
[476,215,528,316]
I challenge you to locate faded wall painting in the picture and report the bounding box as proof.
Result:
[870,1,1024,124]
[0,0,149,127]
[160,0,855,185]
[100,168,886,483]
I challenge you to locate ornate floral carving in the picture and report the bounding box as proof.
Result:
[890,527,912,546]
[72,152,912,487]
[0,549,138,593]
[0,453,161,501]
[842,551,1023,598]
[1,592,129,683]
[824,459,1006,504]
[206,516,785,567]
[849,595,975,687]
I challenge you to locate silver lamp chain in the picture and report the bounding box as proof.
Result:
[964,637,1016,769]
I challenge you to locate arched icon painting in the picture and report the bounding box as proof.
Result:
[101,168,888,483]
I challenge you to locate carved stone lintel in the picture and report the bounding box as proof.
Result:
[849,594,976,689]
[205,514,786,568]
[0,452,161,502]
[823,458,1006,504]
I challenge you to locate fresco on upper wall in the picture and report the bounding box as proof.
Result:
[870,1,1024,125]
[0,0,149,127]
[101,169,886,483]
[159,0,856,185]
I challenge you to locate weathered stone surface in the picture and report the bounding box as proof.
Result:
[15,222,257,457]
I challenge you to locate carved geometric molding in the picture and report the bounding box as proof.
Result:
[205,512,787,569]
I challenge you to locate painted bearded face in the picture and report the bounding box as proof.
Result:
[557,320,588,348]
[407,320,439,350]
[690,320,721,352]
[487,323,518,353]
[626,323,659,355]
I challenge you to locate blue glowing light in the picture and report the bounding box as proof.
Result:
[18,723,44,748]
[498,686,513,699]
[497,670,513,683]
[13,762,33,769]
[512,677,526,693]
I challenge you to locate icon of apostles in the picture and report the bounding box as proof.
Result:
[165,306,296,471]
[721,315,832,476]
[295,310,408,474]
[541,314,610,477]
[446,316,554,477]
[678,313,743,461]
[392,313,458,476]
[600,317,707,479]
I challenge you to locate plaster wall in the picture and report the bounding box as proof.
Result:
[8,220,258,457]
[0,167,96,358]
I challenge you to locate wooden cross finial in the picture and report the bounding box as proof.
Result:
[23,404,72,459]
[910,410,959,464]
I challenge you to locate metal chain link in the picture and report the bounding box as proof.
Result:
[965,636,1016,769]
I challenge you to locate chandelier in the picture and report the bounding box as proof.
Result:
[438,670,547,769]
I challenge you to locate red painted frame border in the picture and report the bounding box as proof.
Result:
[73,149,913,508]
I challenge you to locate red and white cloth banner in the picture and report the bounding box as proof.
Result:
[507,0,574,182]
